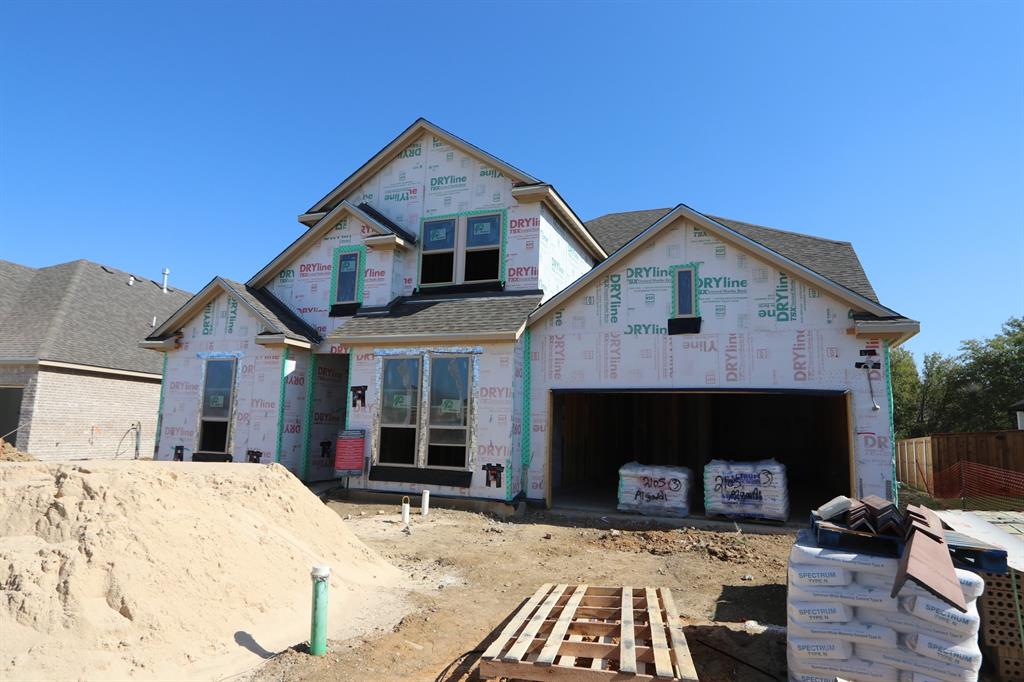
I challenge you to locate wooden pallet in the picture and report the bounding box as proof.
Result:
[479,584,699,681]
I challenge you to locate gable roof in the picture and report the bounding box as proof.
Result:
[248,200,412,288]
[302,118,541,221]
[146,277,320,346]
[586,208,879,303]
[325,290,542,344]
[0,259,192,375]
[534,204,916,339]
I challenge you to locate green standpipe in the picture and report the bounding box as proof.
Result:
[310,565,330,656]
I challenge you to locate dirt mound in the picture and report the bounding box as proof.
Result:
[0,461,403,680]
[0,438,33,461]
[594,528,788,571]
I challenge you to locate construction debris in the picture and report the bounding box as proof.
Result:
[0,461,403,681]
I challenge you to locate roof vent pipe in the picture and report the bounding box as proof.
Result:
[161,268,170,293]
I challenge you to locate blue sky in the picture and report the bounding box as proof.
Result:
[1,1,1021,360]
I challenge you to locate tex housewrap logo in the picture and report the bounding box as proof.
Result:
[299,262,331,280]
[509,216,539,235]
[626,266,671,286]
[761,272,794,321]
[397,142,422,159]
[479,166,503,178]
[429,174,468,192]
[384,187,418,202]
[700,275,747,291]
[201,302,216,336]
[599,274,623,325]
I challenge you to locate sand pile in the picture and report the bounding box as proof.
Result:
[0,437,34,461]
[0,461,403,680]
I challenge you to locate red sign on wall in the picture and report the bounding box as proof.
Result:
[335,429,365,476]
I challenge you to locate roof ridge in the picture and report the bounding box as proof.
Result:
[36,259,88,361]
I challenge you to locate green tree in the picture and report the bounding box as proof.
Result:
[896,317,1024,436]
[948,317,1024,432]
[889,346,921,439]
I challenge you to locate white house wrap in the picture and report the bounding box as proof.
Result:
[143,119,919,517]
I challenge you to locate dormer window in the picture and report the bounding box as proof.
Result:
[335,251,360,304]
[329,245,366,316]
[420,213,502,286]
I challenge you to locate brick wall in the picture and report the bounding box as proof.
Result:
[0,364,38,449]
[24,367,162,461]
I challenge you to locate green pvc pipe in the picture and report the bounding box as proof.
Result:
[310,565,330,656]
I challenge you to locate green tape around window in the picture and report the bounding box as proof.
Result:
[301,353,318,481]
[519,330,532,496]
[669,262,702,318]
[330,244,367,305]
[155,353,168,456]
[274,347,290,463]
[883,340,897,504]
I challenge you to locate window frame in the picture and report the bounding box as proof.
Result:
[330,244,366,306]
[462,215,502,284]
[419,219,458,286]
[425,354,472,470]
[374,352,475,472]
[377,355,422,468]
[670,264,699,319]
[196,358,237,454]
[418,212,504,288]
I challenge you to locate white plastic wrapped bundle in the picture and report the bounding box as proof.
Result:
[786,530,985,682]
[616,462,691,517]
[703,458,789,521]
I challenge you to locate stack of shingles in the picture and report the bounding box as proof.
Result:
[896,504,967,612]
[814,495,966,612]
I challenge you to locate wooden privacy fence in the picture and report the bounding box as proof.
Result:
[896,431,1024,494]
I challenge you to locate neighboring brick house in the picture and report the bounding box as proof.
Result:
[144,118,919,513]
[0,259,191,459]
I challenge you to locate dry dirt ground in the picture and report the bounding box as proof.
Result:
[245,501,794,682]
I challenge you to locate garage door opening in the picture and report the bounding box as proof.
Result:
[550,390,852,521]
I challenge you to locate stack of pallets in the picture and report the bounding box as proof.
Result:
[479,583,699,681]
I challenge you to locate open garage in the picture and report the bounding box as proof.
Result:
[548,389,853,519]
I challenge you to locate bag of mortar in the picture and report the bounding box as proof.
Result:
[703,459,789,520]
[617,462,691,517]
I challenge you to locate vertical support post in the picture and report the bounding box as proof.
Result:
[310,565,330,656]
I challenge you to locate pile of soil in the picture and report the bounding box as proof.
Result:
[0,438,34,461]
[0,461,403,680]
[594,527,788,571]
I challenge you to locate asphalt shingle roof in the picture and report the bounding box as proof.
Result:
[328,291,542,340]
[220,279,322,344]
[0,259,192,374]
[585,208,880,303]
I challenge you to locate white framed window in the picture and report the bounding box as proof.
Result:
[426,356,470,468]
[198,359,236,453]
[419,214,502,286]
[378,357,421,466]
[671,266,698,318]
